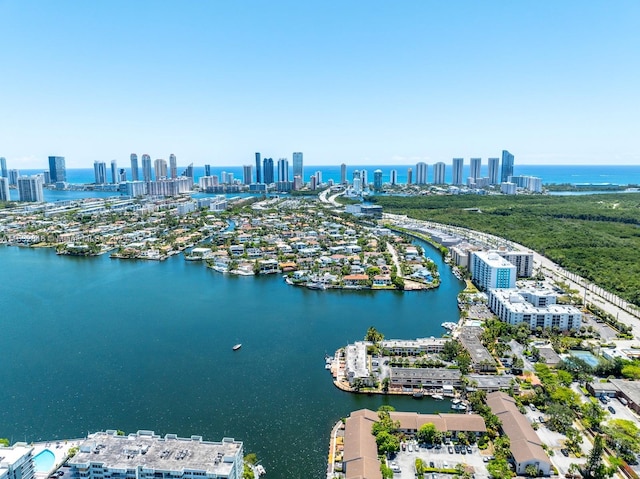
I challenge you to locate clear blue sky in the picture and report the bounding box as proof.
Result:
[1,1,639,168]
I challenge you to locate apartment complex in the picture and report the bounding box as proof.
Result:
[0,444,35,479]
[68,431,243,479]
[470,251,516,290]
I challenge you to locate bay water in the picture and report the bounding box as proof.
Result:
[0,239,464,478]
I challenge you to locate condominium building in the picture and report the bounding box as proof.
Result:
[94,161,108,184]
[390,169,397,185]
[501,150,514,183]
[124,181,146,197]
[110,160,118,184]
[406,167,413,185]
[68,430,243,479]
[130,154,139,181]
[497,250,534,277]
[452,158,464,185]
[0,157,7,178]
[292,152,303,180]
[262,158,274,184]
[488,288,582,331]
[487,157,500,184]
[0,177,10,201]
[470,251,516,290]
[0,443,35,479]
[415,162,428,184]
[169,154,177,179]
[432,162,445,184]
[8,170,19,186]
[254,153,261,183]
[469,158,481,180]
[242,165,252,185]
[142,155,152,182]
[277,158,289,182]
[501,182,516,195]
[48,156,66,183]
[154,159,168,180]
[340,163,347,184]
[373,169,383,191]
[17,176,44,202]
[146,178,192,196]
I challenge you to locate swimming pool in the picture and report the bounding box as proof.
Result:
[569,350,600,368]
[33,449,55,473]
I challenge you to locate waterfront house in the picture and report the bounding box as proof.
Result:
[343,274,369,287]
[372,274,392,287]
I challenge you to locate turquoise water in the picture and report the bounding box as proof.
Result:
[33,449,55,472]
[569,350,600,368]
[0,241,464,479]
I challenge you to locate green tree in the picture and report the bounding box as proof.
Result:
[581,401,607,432]
[375,430,400,455]
[546,402,575,434]
[487,458,512,479]
[441,340,461,361]
[564,426,583,453]
[525,464,539,477]
[365,326,384,344]
[417,423,437,444]
[0,438,9,446]
[621,364,640,380]
[380,463,394,479]
[583,434,614,479]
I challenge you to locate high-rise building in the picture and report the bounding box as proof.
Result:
[243,165,252,185]
[0,443,36,479]
[433,162,446,184]
[17,175,44,202]
[154,159,168,180]
[415,162,428,184]
[263,158,274,184]
[94,161,108,184]
[204,164,211,177]
[130,154,139,181]
[110,160,118,184]
[0,176,9,201]
[340,163,347,184]
[293,152,303,180]
[277,158,289,182]
[142,154,152,182]
[181,163,194,181]
[470,158,481,180]
[501,150,514,183]
[390,169,397,185]
[169,154,177,179]
[255,153,261,183]
[43,171,51,184]
[487,157,500,185]
[452,158,464,185]
[470,251,516,291]
[407,167,413,185]
[48,156,66,183]
[9,169,19,186]
[118,168,127,182]
[361,169,368,188]
[315,170,322,185]
[373,169,383,191]
[0,157,7,178]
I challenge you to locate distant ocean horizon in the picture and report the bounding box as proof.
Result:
[13,163,640,187]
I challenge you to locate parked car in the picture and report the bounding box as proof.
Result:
[429,461,435,468]
[529,404,537,411]
[448,446,454,454]
[466,446,473,454]
[538,416,545,423]
[561,448,570,457]
[608,405,616,414]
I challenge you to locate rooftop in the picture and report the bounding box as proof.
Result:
[69,431,242,475]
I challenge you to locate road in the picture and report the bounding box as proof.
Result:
[318,188,344,207]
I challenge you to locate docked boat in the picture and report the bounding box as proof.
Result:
[413,391,424,399]
[255,465,266,476]
[232,344,242,351]
[451,403,467,411]
[307,282,327,290]
[432,394,444,400]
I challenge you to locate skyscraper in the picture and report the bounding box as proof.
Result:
[373,169,383,191]
[415,162,428,184]
[181,163,194,181]
[263,158,274,184]
[0,157,7,178]
[501,150,514,182]
[277,158,289,182]
[255,153,261,183]
[340,163,347,184]
[142,154,152,182]
[130,154,139,181]
[169,154,177,179]
[243,165,253,185]
[204,164,211,177]
[407,167,413,185]
[0,177,9,201]
[452,158,464,185]
[8,169,19,186]
[94,161,107,184]
[433,162,446,184]
[487,157,500,185]
[119,168,127,182]
[48,156,66,183]
[155,159,168,179]
[470,158,481,181]
[110,160,118,184]
[390,169,397,185]
[17,175,44,202]
[292,152,303,180]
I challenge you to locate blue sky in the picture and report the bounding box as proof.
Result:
[1,1,639,168]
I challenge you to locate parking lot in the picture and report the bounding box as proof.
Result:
[390,441,490,479]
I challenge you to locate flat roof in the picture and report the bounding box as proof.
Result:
[69,431,241,475]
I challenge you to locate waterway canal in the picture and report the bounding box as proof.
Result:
[0,237,464,478]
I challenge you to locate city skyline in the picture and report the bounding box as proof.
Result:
[1,2,639,168]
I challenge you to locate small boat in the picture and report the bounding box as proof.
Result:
[255,465,266,476]
[325,363,331,370]
[232,344,242,351]
[432,394,444,400]
[451,403,467,411]
[413,391,424,399]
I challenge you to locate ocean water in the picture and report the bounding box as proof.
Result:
[11,164,640,188]
[0,237,464,479]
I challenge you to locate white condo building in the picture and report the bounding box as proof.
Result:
[452,158,464,185]
[415,162,428,184]
[0,444,35,479]
[469,158,481,180]
[432,162,446,184]
[0,177,9,201]
[17,176,44,202]
[470,251,516,291]
[487,157,500,185]
[488,288,582,331]
[68,431,243,479]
